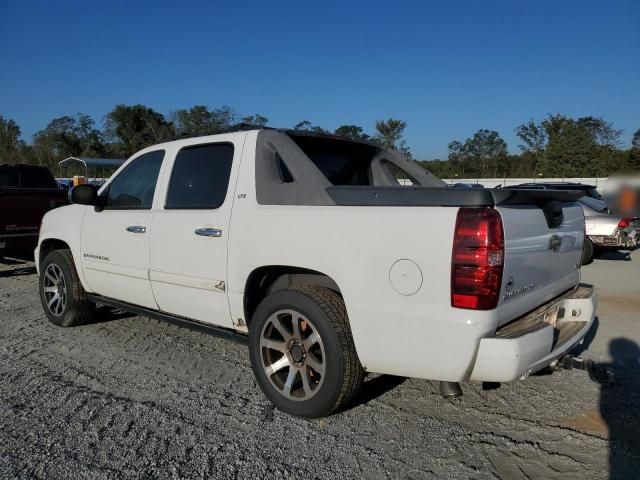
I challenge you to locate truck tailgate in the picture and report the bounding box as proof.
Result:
[495,201,584,326]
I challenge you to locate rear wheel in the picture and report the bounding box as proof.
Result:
[581,238,594,265]
[248,286,365,418]
[39,249,95,327]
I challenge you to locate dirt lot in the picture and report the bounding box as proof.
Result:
[1,251,639,479]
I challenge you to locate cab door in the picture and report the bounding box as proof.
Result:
[149,136,244,328]
[81,150,165,309]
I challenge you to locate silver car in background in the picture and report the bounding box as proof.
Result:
[580,196,638,262]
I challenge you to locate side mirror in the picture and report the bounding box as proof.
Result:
[69,184,98,206]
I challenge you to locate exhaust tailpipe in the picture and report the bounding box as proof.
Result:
[439,381,463,399]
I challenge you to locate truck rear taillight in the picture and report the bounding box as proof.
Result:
[451,208,504,310]
[618,218,631,229]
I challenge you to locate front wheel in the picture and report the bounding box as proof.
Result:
[248,286,365,418]
[39,249,95,327]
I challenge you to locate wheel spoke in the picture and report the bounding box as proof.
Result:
[270,314,291,341]
[303,331,321,350]
[44,286,58,293]
[301,369,313,396]
[283,367,298,396]
[47,293,60,309]
[262,339,286,353]
[45,271,57,284]
[291,314,301,339]
[264,356,290,376]
[306,354,325,376]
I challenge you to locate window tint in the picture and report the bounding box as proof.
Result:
[105,150,164,209]
[0,167,19,187]
[165,143,234,209]
[290,135,377,186]
[19,165,57,188]
[276,153,294,183]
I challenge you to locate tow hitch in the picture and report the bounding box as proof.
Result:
[555,355,615,384]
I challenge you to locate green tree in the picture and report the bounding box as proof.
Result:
[577,116,623,149]
[541,114,599,176]
[105,104,174,157]
[464,130,508,178]
[447,140,468,177]
[515,119,548,177]
[172,105,236,137]
[629,128,640,169]
[374,118,411,158]
[293,120,326,132]
[0,116,24,162]
[241,114,269,126]
[32,113,106,167]
[631,129,640,149]
[334,124,369,140]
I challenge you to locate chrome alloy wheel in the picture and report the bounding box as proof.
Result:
[260,309,326,401]
[43,264,67,316]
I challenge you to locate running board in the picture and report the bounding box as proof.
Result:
[87,294,248,345]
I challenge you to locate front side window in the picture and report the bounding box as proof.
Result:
[165,143,234,209]
[105,150,164,209]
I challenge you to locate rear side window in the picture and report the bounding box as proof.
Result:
[165,143,234,209]
[105,150,164,209]
[0,167,19,187]
[19,166,57,188]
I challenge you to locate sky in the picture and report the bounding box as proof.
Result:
[1,0,638,159]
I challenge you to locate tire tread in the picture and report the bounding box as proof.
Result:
[289,285,365,415]
[41,249,94,327]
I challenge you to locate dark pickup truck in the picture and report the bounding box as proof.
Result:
[1,164,67,259]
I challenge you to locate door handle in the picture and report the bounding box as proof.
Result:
[195,227,222,237]
[126,225,146,234]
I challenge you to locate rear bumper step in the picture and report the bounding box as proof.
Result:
[469,284,597,382]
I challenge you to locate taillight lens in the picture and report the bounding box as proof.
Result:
[451,208,504,310]
[618,218,630,229]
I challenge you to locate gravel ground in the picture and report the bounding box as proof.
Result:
[1,251,639,479]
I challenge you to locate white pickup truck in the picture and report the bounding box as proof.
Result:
[36,128,597,418]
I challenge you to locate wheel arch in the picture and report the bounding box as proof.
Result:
[39,238,71,266]
[38,236,92,293]
[243,265,342,327]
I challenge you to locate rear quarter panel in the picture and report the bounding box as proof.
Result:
[227,133,498,381]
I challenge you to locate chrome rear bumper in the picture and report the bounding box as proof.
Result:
[469,285,597,382]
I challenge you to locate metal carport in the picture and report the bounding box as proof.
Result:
[58,157,125,181]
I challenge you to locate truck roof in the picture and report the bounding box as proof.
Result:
[166,124,381,149]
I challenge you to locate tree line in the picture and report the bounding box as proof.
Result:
[1,105,638,178]
[425,115,639,179]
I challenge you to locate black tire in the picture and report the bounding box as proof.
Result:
[581,238,594,265]
[39,249,94,327]
[248,286,365,418]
